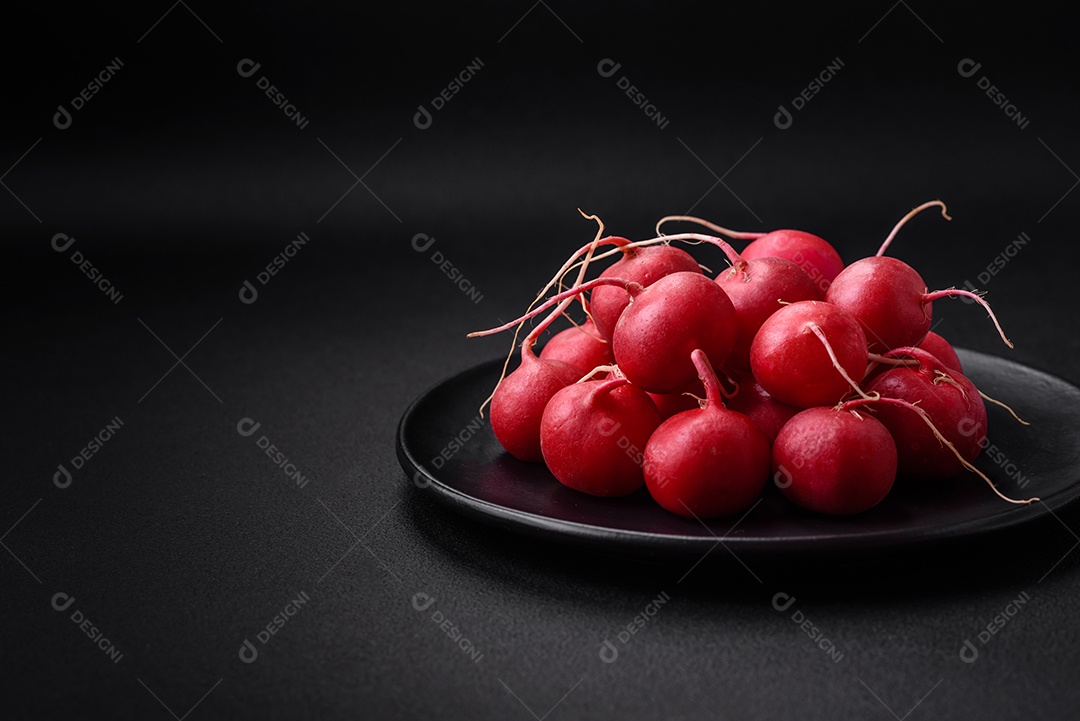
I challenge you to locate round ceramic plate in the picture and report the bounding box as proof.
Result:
[396,349,1080,556]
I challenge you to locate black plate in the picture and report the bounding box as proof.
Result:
[397,349,1080,556]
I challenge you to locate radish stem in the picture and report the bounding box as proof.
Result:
[577,364,620,383]
[468,276,636,338]
[876,200,951,257]
[690,349,723,409]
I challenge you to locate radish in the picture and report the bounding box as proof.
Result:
[917,330,963,373]
[749,300,869,408]
[740,231,844,294]
[590,244,702,341]
[489,349,580,462]
[863,347,987,480]
[715,254,824,369]
[724,369,801,444]
[644,349,769,518]
[540,376,662,496]
[772,405,897,515]
[656,215,844,292]
[825,201,1013,353]
[538,317,614,376]
[611,271,739,393]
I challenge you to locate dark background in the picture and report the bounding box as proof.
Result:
[4,2,1080,719]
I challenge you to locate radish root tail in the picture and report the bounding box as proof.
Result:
[979,389,1031,426]
[808,323,875,401]
[921,287,1014,349]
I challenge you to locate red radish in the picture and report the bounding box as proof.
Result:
[826,255,930,352]
[917,330,963,373]
[539,317,614,376]
[740,230,844,293]
[724,369,801,444]
[540,377,662,496]
[656,215,844,292]
[749,300,869,408]
[715,254,825,369]
[644,350,770,518]
[826,201,1013,353]
[489,349,580,462]
[864,347,986,480]
[827,255,1013,354]
[772,405,897,515]
[590,244,702,341]
[611,271,738,394]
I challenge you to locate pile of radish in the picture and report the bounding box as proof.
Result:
[469,203,1037,518]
